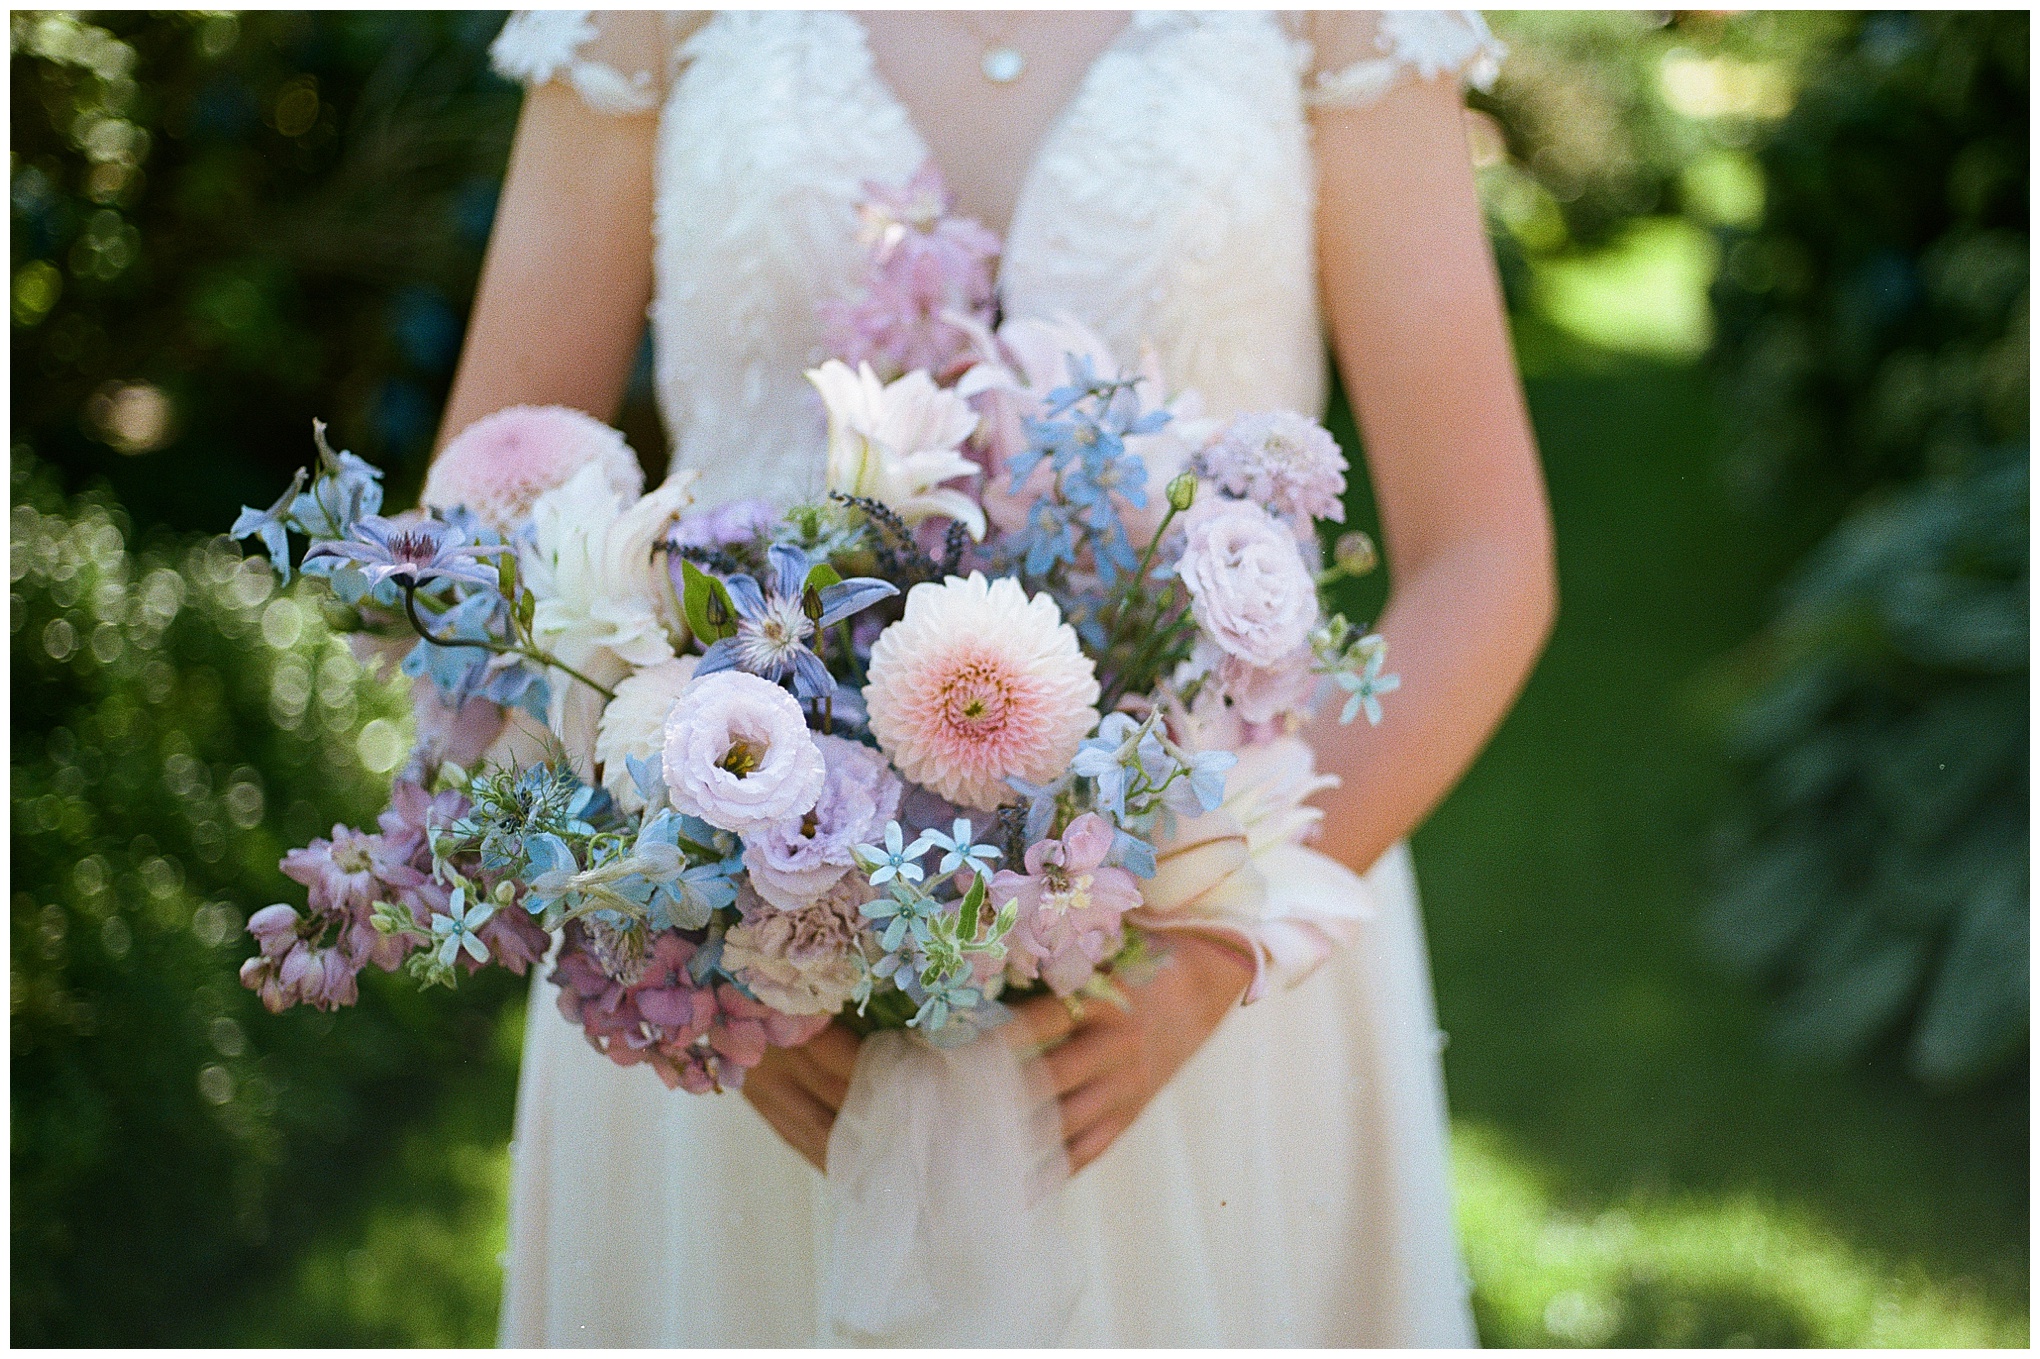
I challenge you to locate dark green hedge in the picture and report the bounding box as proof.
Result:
[1707,12,2028,1086]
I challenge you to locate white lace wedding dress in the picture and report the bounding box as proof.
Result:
[488,9,1501,1347]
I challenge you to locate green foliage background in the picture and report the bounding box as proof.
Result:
[10,8,2027,1347]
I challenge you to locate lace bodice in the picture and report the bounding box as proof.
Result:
[491,9,1503,510]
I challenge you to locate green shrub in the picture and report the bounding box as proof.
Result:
[1706,12,2028,1086]
[9,451,521,1344]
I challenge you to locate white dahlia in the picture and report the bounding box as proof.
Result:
[862,572,1100,810]
[595,656,700,813]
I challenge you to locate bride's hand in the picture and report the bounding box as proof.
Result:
[742,1020,862,1173]
[1007,932,1255,1173]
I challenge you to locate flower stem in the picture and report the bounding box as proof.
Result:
[401,583,617,702]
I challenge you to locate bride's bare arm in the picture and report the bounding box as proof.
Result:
[432,80,658,452]
[1307,72,1558,874]
[1011,64,1554,1175]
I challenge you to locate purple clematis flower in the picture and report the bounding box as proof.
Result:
[695,544,896,700]
[303,514,503,591]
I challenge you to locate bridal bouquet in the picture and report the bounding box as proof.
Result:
[228,165,1397,1096]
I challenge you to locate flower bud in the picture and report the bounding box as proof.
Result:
[802,583,825,623]
[1166,472,1198,513]
[278,942,315,998]
[1333,530,1378,576]
[247,903,300,958]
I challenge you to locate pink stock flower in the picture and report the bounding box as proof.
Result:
[991,812,1142,996]
[863,573,1100,810]
[820,162,1000,383]
[423,405,644,532]
[1176,497,1319,669]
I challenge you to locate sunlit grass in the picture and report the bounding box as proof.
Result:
[1456,1122,2023,1347]
[1533,217,1723,361]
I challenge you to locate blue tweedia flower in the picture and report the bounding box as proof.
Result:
[431,884,496,966]
[290,445,385,539]
[1335,640,1402,726]
[230,468,308,582]
[910,817,1000,877]
[694,543,896,700]
[861,881,941,953]
[303,514,503,592]
[1006,771,1075,843]
[1074,710,1236,831]
[519,832,583,918]
[399,590,549,718]
[854,821,927,887]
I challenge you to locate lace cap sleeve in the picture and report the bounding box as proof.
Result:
[490,10,698,116]
[1297,10,1505,111]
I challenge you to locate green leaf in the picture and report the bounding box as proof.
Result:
[680,559,737,642]
[804,561,843,591]
[958,871,987,940]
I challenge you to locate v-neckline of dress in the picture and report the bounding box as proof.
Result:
[841,10,1146,258]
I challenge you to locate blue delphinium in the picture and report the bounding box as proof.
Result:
[1004,354,1172,589]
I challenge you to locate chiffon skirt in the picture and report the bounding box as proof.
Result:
[496,842,1476,1347]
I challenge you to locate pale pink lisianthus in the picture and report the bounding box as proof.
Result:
[863,572,1100,811]
[742,734,902,909]
[1176,497,1319,669]
[660,671,826,834]
[990,812,1142,996]
[423,405,644,532]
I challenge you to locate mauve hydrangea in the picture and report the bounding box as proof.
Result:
[990,812,1142,996]
[661,670,827,834]
[1176,497,1320,670]
[742,734,902,908]
[1199,411,1347,523]
[721,877,874,1015]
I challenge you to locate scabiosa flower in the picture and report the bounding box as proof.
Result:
[301,514,503,591]
[721,877,874,1016]
[743,734,902,909]
[595,656,701,813]
[1200,411,1348,523]
[423,405,644,532]
[695,544,897,700]
[863,572,1101,810]
[660,670,827,833]
[990,812,1142,996]
[667,497,778,553]
[1176,497,1320,669]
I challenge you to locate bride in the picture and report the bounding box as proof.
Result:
[441,9,1554,1347]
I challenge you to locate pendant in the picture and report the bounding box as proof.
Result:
[981,45,1024,84]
